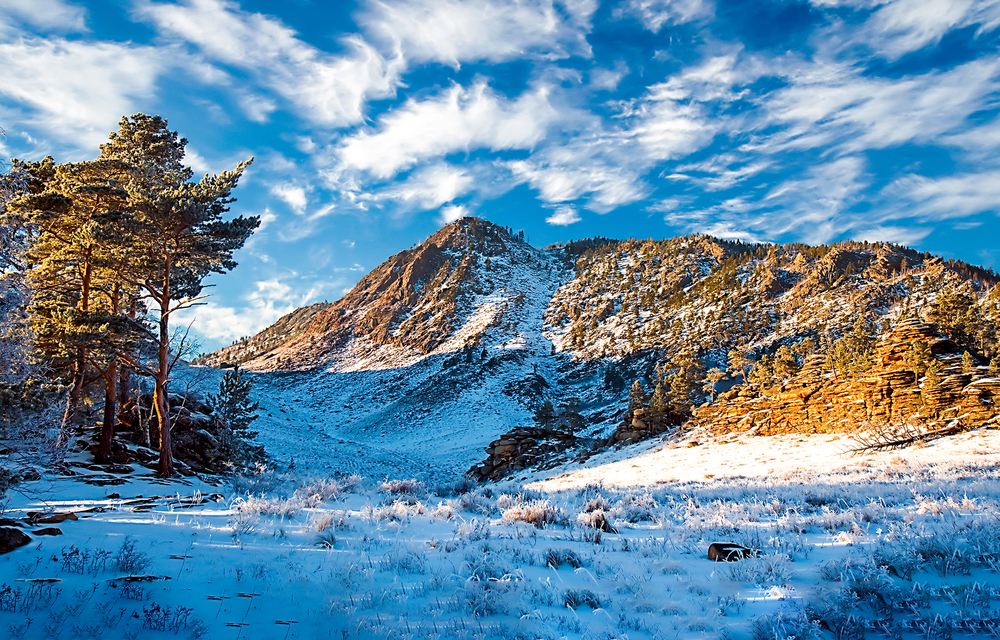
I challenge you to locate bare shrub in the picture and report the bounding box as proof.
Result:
[114,538,151,575]
[500,499,566,529]
[380,479,426,495]
[543,548,583,568]
[577,508,616,533]
[563,589,601,609]
[751,607,821,640]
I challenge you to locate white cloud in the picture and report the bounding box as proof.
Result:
[590,62,629,90]
[177,276,346,344]
[663,157,871,244]
[0,37,169,151]
[545,204,582,225]
[140,0,402,126]
[271,184,308,215]
[890,170,1000,220]
[338,81,564,178]
[505,64,724,210]
[821,0,1000,60]
[0,0,87,34]
[616,0,713,32]
[761,58,1000,153]
[387,164,474,211]
[359,0,597,67]
[439,204,469,225]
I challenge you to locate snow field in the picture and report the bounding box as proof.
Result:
[2,431,1000,640]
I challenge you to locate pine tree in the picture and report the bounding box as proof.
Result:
[727,347,751,383]
[704,368,726,401]
[208,367,263,468]
[627,380,647,411]
[904,341,932,379]
[773,345,798,379]
[11,157,139,444]
[533,399,555,427]
[101,114,259,477]
[924,361,942,388]
[962,351,976,374]
[648,382,668,417]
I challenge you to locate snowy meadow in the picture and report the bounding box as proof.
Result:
[2,431,1000,640]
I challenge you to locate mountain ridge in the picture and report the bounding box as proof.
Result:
[196,218,1000,480]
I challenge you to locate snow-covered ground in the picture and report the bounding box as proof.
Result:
[3,430,999,640]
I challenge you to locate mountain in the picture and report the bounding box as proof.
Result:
[196,218,1000,481]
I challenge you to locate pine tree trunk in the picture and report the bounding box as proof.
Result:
[61,348,85,441]
[117,297,136,431]
[60,257,93,443]
[154,259,174,477]
[97,360,117,461]
[97,283,122,462]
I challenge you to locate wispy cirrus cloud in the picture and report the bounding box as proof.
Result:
[0,0,87,34]
[337,81,565,179]
[0,37,173,151]
[359,0,597,67]
[615,0,713,32]
[762,58,1000,154]
[813,0,1000,60]
[139,0,403,127]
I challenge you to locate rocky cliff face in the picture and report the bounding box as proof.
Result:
[688,319,1000,437]
[235,217,560,371]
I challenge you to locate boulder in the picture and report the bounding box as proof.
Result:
[33,527,63,536]
[0,527,31,554]
[708,543,756,562]
[28,512,78,525]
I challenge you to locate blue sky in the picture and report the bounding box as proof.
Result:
[1,0,999,351]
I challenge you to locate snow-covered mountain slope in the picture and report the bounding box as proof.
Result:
[193,219,573,480]
[196,219,999,480]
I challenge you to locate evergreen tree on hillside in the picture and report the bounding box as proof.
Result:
[628,380,647,411]
[208,367,263,468]
[533,399,555,427]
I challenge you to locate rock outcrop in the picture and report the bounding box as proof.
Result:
[116,393,235,474]
[690,319,1000,436]
[469,427,587,481]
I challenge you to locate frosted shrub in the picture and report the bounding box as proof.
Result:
[455,517,491,540]
[231,494,302,519]
[500,499,566,528]
[577,508,616,533]
[751,607,822,640]
[455,580,511,617]
[295,476,358,505]
[380,478,426,495]
[310,509,350,532]
[563,589,601,609]
[432,477,476,497]
[724,554,790,585]
[465,548,515,581]
[380,547,426,574]
[543,548,583,568]
[615,492,659,523]
[456,490,495,515]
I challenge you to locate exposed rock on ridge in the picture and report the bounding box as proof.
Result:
[691,319,999,436]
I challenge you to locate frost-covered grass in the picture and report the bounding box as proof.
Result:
[2,433,1000,639]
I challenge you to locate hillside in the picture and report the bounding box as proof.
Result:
[198,218,1000,479]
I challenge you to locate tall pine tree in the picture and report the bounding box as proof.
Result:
[100,115,258,476]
